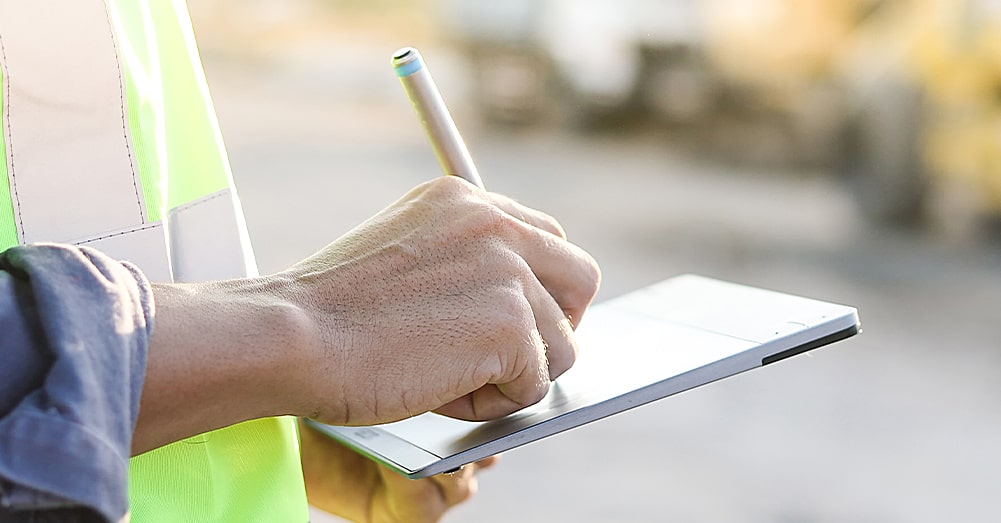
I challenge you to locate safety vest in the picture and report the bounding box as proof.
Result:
[0,1,308,521]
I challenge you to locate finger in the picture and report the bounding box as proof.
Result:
[434,384,529,420]
[479,196,601,327]
[434,327,551,420]
[434,254,582,420]
[505,218,601,328]
[524,275,578,379]
[416,176,565,238]
[474,454,500,470]
[435,298,552,421]
[375,467,448,523]
[471,188,600,327]
[431,464,481,507]
[487,192,567,239]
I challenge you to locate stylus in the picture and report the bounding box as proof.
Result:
[392,47,485,190]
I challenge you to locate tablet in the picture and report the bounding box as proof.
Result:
[306,274,860,478]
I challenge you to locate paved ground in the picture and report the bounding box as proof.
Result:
[197,23,1001,523]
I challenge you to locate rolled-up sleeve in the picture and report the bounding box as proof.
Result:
[0,244,154,523]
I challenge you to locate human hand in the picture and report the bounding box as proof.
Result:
[133,176,597,454]
[285,176,601,425]
[299,419,496,523]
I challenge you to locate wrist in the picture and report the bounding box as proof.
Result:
[136,275,319,452]
[209,274,321,419]
[269,267,351,423]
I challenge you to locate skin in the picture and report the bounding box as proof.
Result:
[299,418,499,523]
[133,177,601,521]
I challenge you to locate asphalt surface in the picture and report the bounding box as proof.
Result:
[201,41,1001,523]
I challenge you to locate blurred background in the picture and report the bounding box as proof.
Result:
[188,0,1001,521]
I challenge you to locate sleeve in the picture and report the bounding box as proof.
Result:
[0,244,154,523]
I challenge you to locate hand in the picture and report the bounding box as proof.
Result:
[299,419,497,523]
[135,177,599,453]
[286,176,601,425]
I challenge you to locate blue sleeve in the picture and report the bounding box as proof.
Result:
[0,244,153,523]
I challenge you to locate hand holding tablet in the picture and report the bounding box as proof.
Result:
[307,274,860,478]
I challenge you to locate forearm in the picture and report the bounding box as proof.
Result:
[133,275,317,454]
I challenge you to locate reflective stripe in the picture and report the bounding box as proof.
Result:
[0,0,145,245]
[169,188,258,281]
[78,222,172,282]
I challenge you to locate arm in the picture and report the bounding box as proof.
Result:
[0,176,599,521]
[134,176,601,452]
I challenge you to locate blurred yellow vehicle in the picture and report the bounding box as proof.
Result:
[882,0,1001,224]
[704,0,1001,224]
[439,0,1001,225]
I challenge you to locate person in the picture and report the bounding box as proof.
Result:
[0,1,601,522]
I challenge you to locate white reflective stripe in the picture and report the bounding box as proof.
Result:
[69,189,256,284]
[168,188,258,282]
[0,2,256,286]
[0,0,145,245]
[77,222,173,283]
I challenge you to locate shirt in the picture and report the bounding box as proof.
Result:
[0,244,153,523]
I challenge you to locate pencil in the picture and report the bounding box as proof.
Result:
[392,47,485,190]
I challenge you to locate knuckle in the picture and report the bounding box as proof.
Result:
[580,255,602,298]
[485,294,549,367]
[478,205,522,239]
[452,200,523,248]
[562,254,602,311]
[489,289,534,339]
[545,352,573,381]
[476,242,530,284]
[524,373,550,405]
[426,174,477,201]
[552,326,578,367]
[535,210,567,239]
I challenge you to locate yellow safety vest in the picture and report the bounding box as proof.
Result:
[0,1,308,520]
